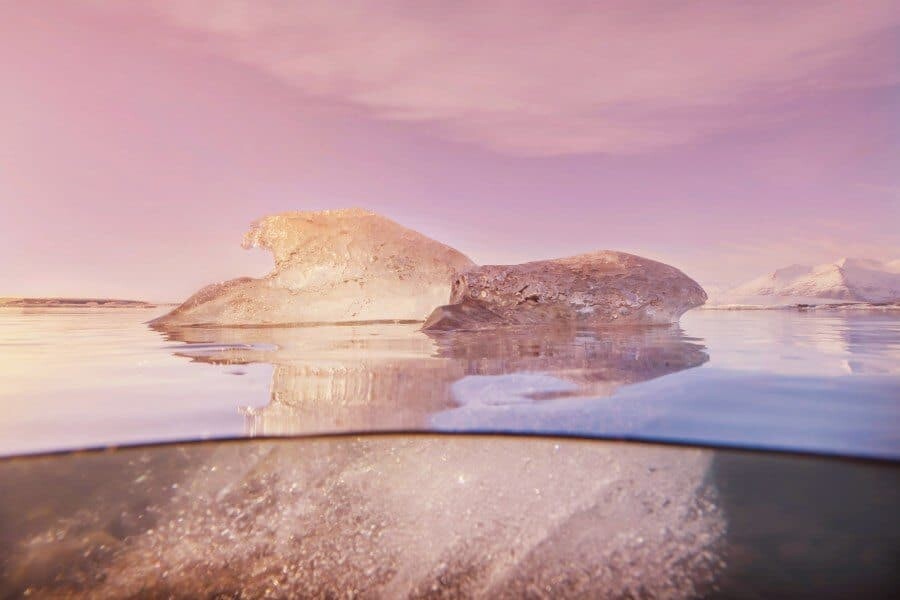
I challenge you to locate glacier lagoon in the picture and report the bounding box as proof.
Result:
[1,306,899,597]
[0,306,898,459]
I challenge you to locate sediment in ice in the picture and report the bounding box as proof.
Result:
[150,208,475,326]
[424,251,707,330]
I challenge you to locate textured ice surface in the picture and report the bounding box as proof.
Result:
[151,209,474,326]
[424,251,707,330]
[151,211,708,328]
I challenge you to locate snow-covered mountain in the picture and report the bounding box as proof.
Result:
[719,258,900,305]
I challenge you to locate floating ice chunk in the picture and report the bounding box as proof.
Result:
[151,209,474,326]
[423,251,707,330]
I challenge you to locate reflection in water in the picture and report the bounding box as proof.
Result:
[0,436,724,598]
[155,323,708,436]
[2,311,899,596]
[684,310,900,377]
[1,308,897,458]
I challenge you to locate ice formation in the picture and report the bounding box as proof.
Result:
[2,436,724,598]
[151,211,710,328]
[423,251,707,330]
[150,208,475,326]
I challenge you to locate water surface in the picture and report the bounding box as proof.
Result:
[1,307,898,458]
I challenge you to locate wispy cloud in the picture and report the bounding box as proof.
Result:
[120,0,900,155]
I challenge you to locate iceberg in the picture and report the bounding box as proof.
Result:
[423,251,707,330]
[152,212,706,329]
[151,209,475,326]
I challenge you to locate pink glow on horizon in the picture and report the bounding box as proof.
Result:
[1,1,898,301]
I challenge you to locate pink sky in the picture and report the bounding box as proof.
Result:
[2,1,898,301]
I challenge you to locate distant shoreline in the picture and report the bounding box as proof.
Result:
[3,296,897,313]
[701,301,900,312]
[0,298,172,309]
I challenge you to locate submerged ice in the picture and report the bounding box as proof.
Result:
[1,436,724,598]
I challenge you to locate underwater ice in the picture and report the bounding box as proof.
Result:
[3,437,724,598]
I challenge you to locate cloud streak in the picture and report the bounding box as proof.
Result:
[133,0,900,155]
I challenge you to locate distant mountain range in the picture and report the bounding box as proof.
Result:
[714,258,900,306]
[0,297,160,308]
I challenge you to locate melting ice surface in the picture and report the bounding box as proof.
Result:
[0,306,898,458]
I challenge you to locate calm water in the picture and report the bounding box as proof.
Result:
[1,307,898,458]
[2,310,899,596]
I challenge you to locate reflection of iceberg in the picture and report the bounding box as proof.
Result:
[160,323,463,433]
[154,323,708,435]
[428,325,709,392]
[1,436,724,597]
